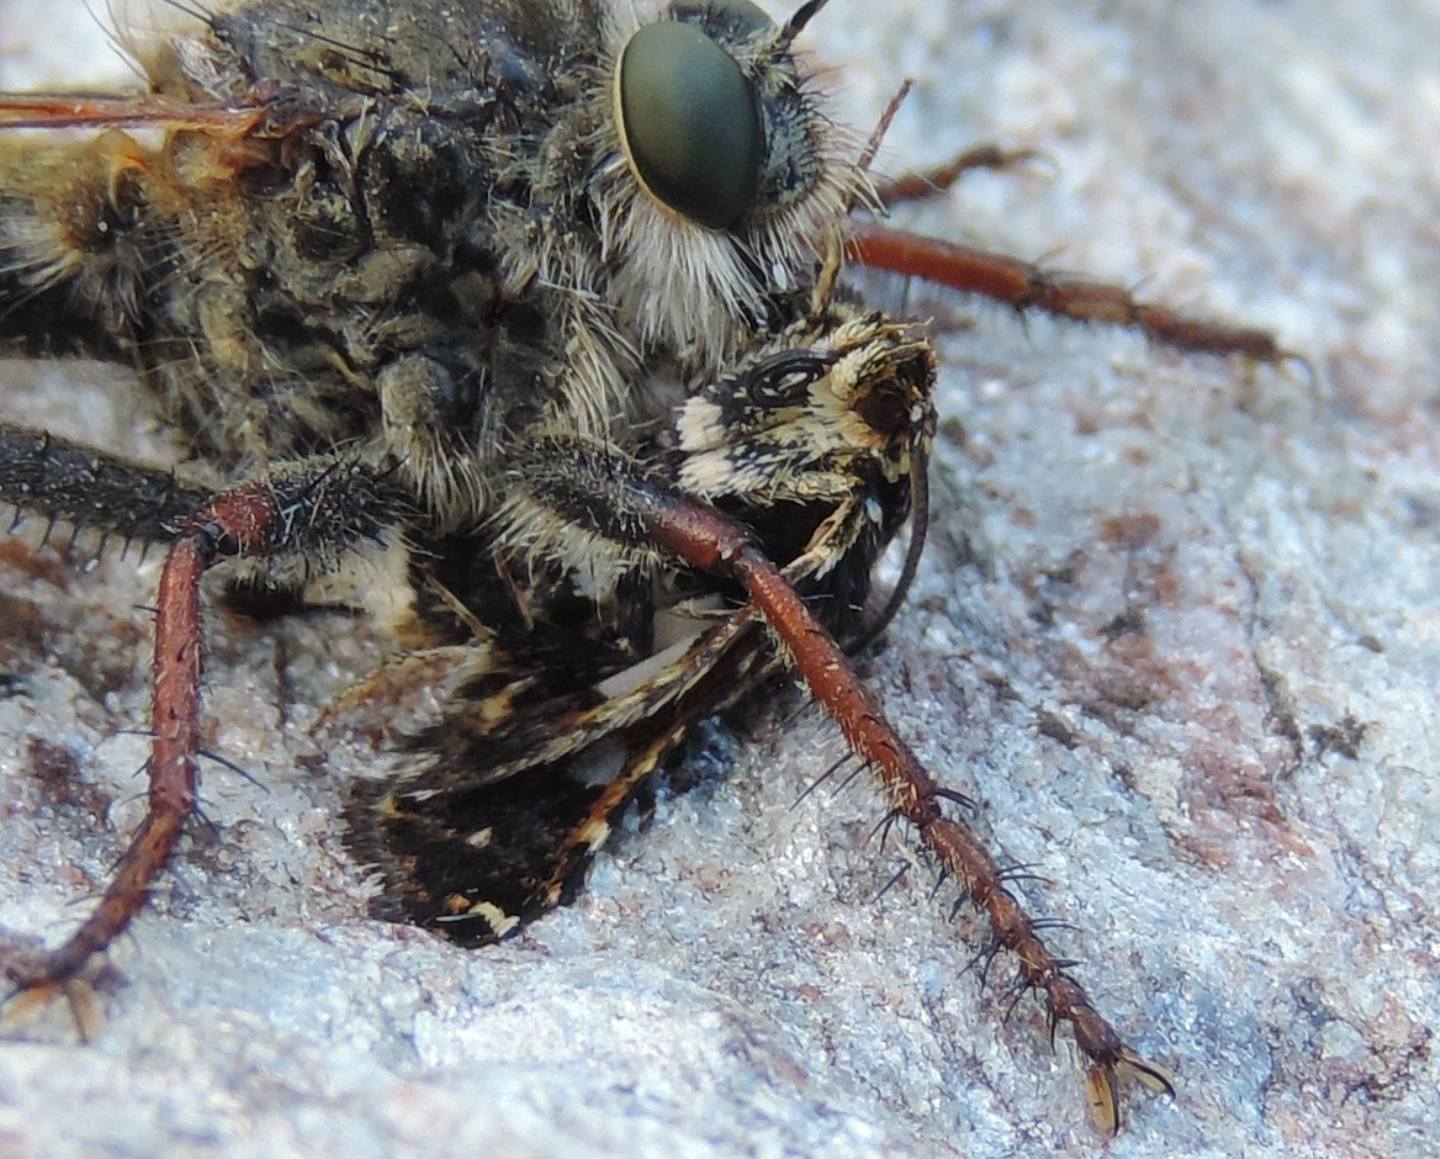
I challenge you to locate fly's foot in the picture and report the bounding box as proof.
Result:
[0,940,113,1041]
[1082,1045,1178,1135]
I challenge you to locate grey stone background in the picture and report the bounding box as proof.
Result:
[1,0,1437,1154]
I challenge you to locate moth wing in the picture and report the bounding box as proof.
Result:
[345,485,876,944]
[343,607,768,944]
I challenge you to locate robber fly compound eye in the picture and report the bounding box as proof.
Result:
[614,18,765,230]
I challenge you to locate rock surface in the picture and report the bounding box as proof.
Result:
[0,1,1436,1155]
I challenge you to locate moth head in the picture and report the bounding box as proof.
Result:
[676,308,937,505]
[594,1,865,361]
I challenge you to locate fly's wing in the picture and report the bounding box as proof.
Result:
[0,93,268,131]
[343,603,770,945]
[0,90,275,361]
[342,502,878,946]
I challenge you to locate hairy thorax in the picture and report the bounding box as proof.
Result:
[136,0,596,495]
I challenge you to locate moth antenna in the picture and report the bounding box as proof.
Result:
[856,79,914,181]
[846,436,931,654]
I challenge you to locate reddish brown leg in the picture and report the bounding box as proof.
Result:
[3,485,274,1001]
[848,222,1291,363]
[477,427,1180,1129]
[637,488,1175,1133]
[871,145,1049,209]
[3,459,396,1002]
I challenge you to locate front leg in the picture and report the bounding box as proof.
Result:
[505,433,1175,1133]
[848,148,1292,364]
[2,452,405,1001]
[849,223,1292,362]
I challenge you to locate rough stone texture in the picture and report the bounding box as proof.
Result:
[1,1,1437,1155]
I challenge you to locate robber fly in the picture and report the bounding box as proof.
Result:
[0,0,1292,1134]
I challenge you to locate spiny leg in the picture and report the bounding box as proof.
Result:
[850,146,1288,364]
[0,423,210,548]
[871,144,1050,209]
[511,436,1175,1134]
[848,221,1291,363]
[2,454,403,998]
[0,424,203,1017]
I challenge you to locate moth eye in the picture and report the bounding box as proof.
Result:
[615,20,764,231]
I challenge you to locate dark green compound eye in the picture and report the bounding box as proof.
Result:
[615,20,765,230]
